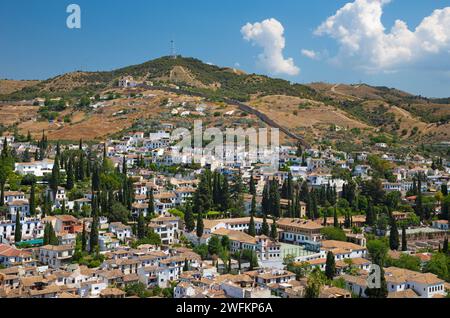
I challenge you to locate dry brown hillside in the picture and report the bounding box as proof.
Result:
[0,80,40,95]
[249,95,370,130]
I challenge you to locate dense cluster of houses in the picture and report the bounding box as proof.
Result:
[0,127,448,299]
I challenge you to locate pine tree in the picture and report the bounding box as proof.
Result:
[261,215,270,236]
[248,215,256,237]
[14,211,22,243]
[196,212,204,239]
[325,251,336,280]
[184,203,195,232]
[401,226,407,251]
[270,219,278,241]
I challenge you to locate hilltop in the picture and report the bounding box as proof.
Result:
[0,56,448,151]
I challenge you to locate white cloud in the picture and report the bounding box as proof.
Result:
[301,49,320,60]
[315,0,450,72]
[241,18,300,76]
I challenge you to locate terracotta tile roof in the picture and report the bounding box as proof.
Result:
[212,228,257,245]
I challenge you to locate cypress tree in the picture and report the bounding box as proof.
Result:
[137,211,146,239]
[401,226,407,251]
[61,200,66,215]
[219,174,230,212]
[91,164,100,193]
[50,155,60,198]
[389,213,400,251]
[183,259,189,272]
[270,181,281,218]
[270,219,278,241]
[441,184,448,196]
[14,211,22,243]
[295,142,302,157]
[443,237,448,255]
[81,221,87,252]
[44,223,58,245]
[147,190,155,217]
[366,203,374,226]
[261,214,270,236]
[184,203,195,232]
[250,193,257,216]
[231,169,244,211]
[333,207,339,228]
[66,158,74,190]
[89,195,99,252]
[122,155,127,175]
[261,182,270,215]
[325,251,336,280]
[248,215,256,237]
[249,172,256,196]
[196,212,204,239]
[29,182,36,216]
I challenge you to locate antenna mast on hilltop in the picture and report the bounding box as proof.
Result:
[170,40,177,59]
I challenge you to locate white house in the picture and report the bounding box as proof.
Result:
[15,159,54,177]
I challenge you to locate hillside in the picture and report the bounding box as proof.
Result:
[0,56,448,148]
[0,56,317,102]
[0,79,40,95]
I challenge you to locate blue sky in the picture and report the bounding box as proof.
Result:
[1,0,450,97]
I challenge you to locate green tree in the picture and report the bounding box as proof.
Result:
[389,213,400,251]
[320,227,346,241]
[248,214,256,237]
[261,214,270,236]
[14,211,22,243]
[196,212,204,239]
[270,219,278,241]
[401,226,408,251]
[147,190,155,217]
[443,237,448,255]
[425,253,449,281]
[137,212,147,239]
[29,182,36,216]
[49,155,60,198]
[325,251,336,280]
[184,203,195,232]
[305,269,325,298]
[43,222,58,245]
[208,236,223,256]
